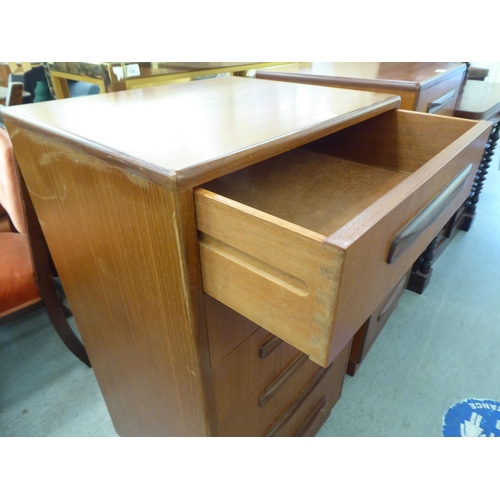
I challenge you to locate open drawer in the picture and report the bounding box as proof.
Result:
[194,109,491,367]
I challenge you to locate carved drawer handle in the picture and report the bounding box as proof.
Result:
[258,353,308,407]
[293,396,327,437]
[265,364,332,436]
[427,89,456,114]
[387,164,473,264]
[259,334,283,359]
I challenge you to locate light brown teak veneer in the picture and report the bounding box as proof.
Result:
[257,62,467,115]
[195,111,490,366]
[3,76,490,435]
[3,78,399,436]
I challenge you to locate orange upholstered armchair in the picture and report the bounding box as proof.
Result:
[0,126,40,315]
[0,114,91,366]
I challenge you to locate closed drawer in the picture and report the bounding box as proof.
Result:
[271,342,350,437]
[347,268,411,376]
[415,73,464,116]
[195,109,491,367]
[216,341,349,437]
[218,342,338,436]
[211,327,315,422]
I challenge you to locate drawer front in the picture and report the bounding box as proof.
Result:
[317,140,486,365]
[415,73,464,116]
[205,294,260,368]
[196,185,344,369]
[272,342,350,437]
[219,340,349,436]
[348,269,411,375]
[216,342,330,437]
[195,112,491,368]
[211,327,313,423]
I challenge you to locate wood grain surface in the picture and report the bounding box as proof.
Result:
[415,73,464,115]
[303,110,475,174]
[7,125,216,436]
[196,111,491,366]
[2,77,400,189]
[204,294,260,368]
[4,75,490,436]
[454,80,500,120]
[257,63,467,113]
[216,349,323,437]
[257,62,466,91]
[195,186,343,366]
[202,148,407,234]
[211,328,308,422]
[271,341,350,436]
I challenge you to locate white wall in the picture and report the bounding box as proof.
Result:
[470,62,500,82]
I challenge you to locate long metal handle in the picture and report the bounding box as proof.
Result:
[427,89,455,114]
[387,164,473,264]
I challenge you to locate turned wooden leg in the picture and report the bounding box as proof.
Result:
[461,120,500,231]
[407,236,439,294]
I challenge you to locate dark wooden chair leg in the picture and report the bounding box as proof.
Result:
[19,168,91,367]
[53,276,73,318]
[5,82,24,107]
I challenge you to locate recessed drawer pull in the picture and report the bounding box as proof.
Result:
[265,364,331,436]
[259,334,283,359]
[293,396,327,437]
[387,163,473,264]
[258,353,308,407]
[427,89,455,114]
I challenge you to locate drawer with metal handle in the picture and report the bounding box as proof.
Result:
[195,109,491,368]
[415,71,464,116]
[427,89,456,115]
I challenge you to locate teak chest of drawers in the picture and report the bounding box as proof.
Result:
[4,77,490,436]
[256,62,467,115]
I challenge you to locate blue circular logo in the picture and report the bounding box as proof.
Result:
[443,399,500,437]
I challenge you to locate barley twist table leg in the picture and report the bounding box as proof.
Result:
[461,120,499,231]
[407,236,439,294]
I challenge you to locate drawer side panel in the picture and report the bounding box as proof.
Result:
[195,189,345,366]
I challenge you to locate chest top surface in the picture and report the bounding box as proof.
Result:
[257,63,466,90]
[454,80,500,120]
[3,76,399,189]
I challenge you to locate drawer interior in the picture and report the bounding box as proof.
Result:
[302,109,476,175]
[202,110,477,239]
[202,148,407,236]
